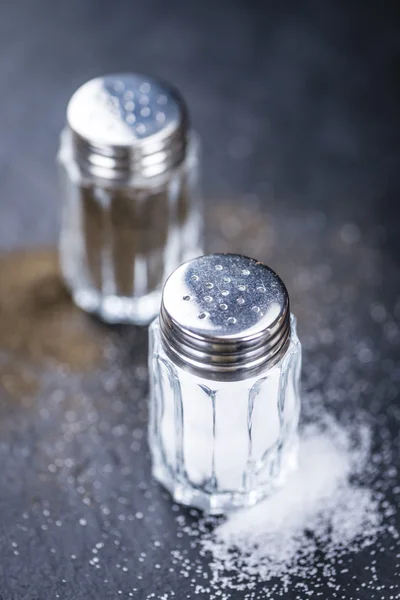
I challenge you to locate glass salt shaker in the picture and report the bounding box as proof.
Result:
[149,253,301,514]
[58,73,203,325]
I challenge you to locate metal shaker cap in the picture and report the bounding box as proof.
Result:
[160,254,291,380]
[66,73,188,180]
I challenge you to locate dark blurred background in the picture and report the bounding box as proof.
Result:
[0,0,398,251]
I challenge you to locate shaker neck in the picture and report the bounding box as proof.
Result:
[68,125,188,182]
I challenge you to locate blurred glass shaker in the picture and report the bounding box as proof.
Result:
[58,73,203,324]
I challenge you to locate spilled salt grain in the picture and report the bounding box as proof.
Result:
[196,418,383,596]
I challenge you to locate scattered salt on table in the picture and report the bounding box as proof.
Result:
[195,418,383,596]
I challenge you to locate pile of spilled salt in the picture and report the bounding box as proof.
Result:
[193,417,384,597]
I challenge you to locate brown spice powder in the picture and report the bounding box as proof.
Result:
[0,361,39,403]
[0,248,104,371]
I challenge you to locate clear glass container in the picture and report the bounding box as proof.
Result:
[58,73,203,325]
[148,254,302,514]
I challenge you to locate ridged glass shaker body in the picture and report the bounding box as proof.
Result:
[58,73,203,325]
[148,254,301,514]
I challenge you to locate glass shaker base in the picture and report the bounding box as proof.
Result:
[72,287,161,325]
[152,436,299,515]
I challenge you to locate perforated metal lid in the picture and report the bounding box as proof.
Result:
[160,254,291,379]
[66,73,188,180]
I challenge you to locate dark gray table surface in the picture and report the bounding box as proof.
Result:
[0,1,399,599]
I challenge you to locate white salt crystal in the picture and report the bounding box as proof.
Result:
[199,418,383,594]
[216,427,349,540]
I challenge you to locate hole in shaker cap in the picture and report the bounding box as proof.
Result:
[198,312,208,320]
[113,81,124,93]
[139,82,151,94]
[183,295,191,301]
